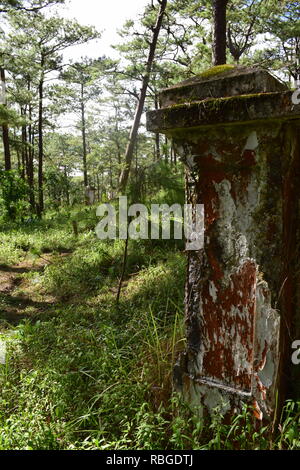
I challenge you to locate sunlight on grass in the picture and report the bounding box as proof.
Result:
[0,207,299,450]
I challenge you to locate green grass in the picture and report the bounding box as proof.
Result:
[0,205,299,450]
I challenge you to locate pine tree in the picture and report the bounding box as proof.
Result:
[7,11,99,215]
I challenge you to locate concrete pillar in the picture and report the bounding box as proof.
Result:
[147,65,300,421]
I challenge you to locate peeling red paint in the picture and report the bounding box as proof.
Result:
[182,131,281,422]
[200,260,256,392]
[242,149,256,167]
[253,400,263,420]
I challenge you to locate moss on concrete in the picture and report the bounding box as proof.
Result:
[201,92,278,111]
[147,90,299,134]
[198,65,236,80]
[159,67,288,108]
[162,92,279,112]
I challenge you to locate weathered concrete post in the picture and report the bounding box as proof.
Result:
[147,65,300,421]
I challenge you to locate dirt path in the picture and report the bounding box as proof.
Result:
[0,256,56,326]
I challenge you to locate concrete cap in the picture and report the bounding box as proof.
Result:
[147,66,300,134]
[159,65,288,108]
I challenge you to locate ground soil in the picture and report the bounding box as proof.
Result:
[0,255,63,327]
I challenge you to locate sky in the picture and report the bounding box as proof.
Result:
[60,0,149,61]
[50,0,149,135]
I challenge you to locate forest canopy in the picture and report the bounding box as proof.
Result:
[0,0,299,218]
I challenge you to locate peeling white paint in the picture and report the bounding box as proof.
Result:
[186,154,196,169]
[236,234,248,261]
[209,281,218,302]
[203,387,231,415]
[243,131,259,151]
[214,179,236,268]
[208,146,223,162]
[258,352,275,388]
[254,281,280,408]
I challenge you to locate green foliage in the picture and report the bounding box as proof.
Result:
[0,0,64,13]
[0,207,186,449]
[45,167,70,209]
[43,242,117,297]
[0,207,300,450]
[0,206,300,450]
[143,161,185,206]
[1,0,298,219]
[0,105,25,126]
[0,170,29,221]
[1,0,300,452]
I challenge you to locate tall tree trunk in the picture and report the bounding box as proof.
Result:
[14,128,20,170]
[154,94,160,160]
[213,0,228,66]
[80,83,88,188]
[155,134,160,160]
[28,101,35,211]
[164,135,169,163]
[37,74,44,218]
[114,106,122,179]
[135,141,138,177]
[116,143,121,179]
[295,38,300,87]
[21,107,27,180]
[118,0,168,192]
[0,67,11,170]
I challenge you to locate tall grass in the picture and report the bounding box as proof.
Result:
[0,205,299,450]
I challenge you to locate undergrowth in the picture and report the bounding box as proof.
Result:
[0,205,299,450]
